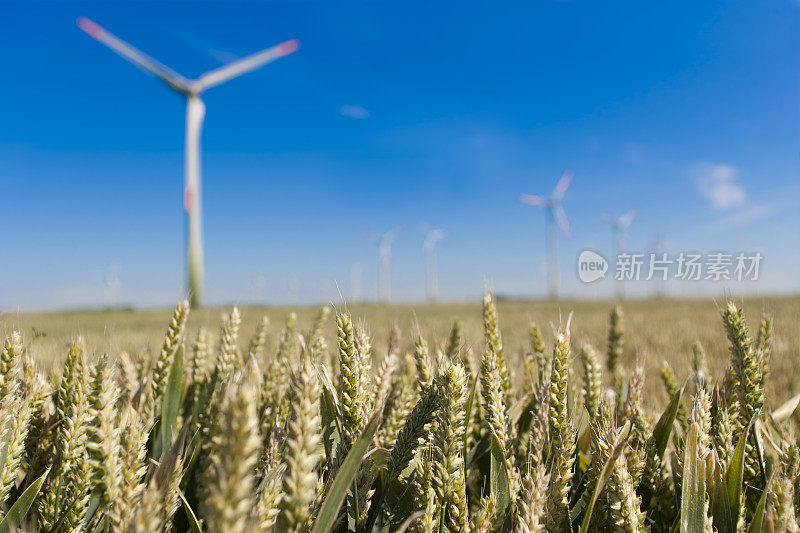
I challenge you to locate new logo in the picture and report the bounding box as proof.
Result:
[577,250,608,283]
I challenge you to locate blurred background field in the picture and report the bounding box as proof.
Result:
[5,295,799,410]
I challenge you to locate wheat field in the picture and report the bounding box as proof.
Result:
[0,294,799,531]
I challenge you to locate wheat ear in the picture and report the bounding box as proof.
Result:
[338,312,365,447]
[39,339,91,532]
[145,300,189,419]
[248,314,271,361]
[607,304,625,392]
[431,360,469,532]
[579,342,603,419]
[279,360,322,530]
[413,335,434,391]
[86,354,123,517]
[204,378,260,533]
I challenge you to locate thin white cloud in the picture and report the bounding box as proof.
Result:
[700,179,800,234]
[339,105,370,119]
[706,196,797,233]
[693,163,747,210]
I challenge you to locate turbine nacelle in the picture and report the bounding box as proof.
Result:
[519,170,573,238]
[600,210,637,231]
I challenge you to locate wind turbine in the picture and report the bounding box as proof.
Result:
[600,210,637,256]
[519,170,573,300]
[420,223,447,302]
[77,17,299,308]
[600,210,637,298]
[364,227,402,303]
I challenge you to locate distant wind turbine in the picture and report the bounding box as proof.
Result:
[364,227,402,303]
[519,170,573,300]
[420,224,447,302]
[600,210,637,255]
[600,210,637,298]
[78,17,299,308]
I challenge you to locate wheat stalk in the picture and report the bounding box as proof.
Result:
[545,327,574,532]
[279,360,322,530]
[431,360,469,532]
[607,304,625,393]
[483,292,512,402]
[0,381,36,507]
[308,306,331,361]
[659,360,688,431]
[518,464,549,533]
[204,377,260,533]
[0,331,23,394]
[145,300,189,420]
[579,342,603,419]
[114,405,150,530]
[39,339,91,532]
[338,312,366,448]
[86,354,123,518]
[248,315,271,361]
[722,302,763,491]
[214,306,242,380]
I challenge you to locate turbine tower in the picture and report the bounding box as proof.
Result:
[364,227,401,303]
[519,170,573,300]
[78,17,299,308]
[600,210,637,298]
[420,224,447,302]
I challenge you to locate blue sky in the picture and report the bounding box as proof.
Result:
[1,1,798,309]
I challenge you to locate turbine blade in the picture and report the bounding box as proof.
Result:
[551,169,574,200]
[77,17,190,93]
[553,205,571,238]
[619,209,637,228]
[600,211,614,224]
[195,39,300,91]
[519,194,545,206]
